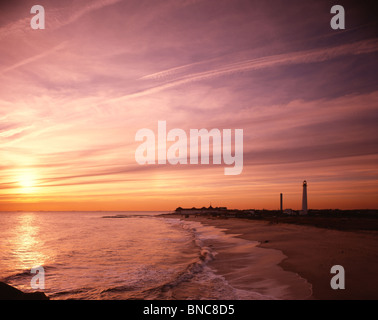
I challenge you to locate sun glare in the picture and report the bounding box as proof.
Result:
[18,173,37,193]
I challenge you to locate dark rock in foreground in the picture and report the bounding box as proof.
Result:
[0,282,49,300]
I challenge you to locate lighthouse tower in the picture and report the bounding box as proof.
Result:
[301,180,308,215]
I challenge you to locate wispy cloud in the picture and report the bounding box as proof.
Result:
[1,0,377,210]
[0,0,122,41]
[0,42,67,75]
[113,38,378,102]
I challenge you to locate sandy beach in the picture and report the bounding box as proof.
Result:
[167,214,378,300]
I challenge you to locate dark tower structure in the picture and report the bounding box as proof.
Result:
[302,180,308,215]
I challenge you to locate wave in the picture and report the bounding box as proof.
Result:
[135,220,243,300]
[152,219,302,300]
[1,265,56,283]
[93,220,217,300]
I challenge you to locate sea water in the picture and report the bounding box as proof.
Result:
[0,211,311,300]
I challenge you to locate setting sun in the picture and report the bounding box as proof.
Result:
[18,174,36,193]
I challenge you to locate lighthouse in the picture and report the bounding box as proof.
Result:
[301,180,308,215]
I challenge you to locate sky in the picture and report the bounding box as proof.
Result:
[0,0,377,211]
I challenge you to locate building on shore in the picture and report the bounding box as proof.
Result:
[175,205,228,215]
[284,208,297,215]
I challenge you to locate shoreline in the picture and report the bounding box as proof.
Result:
[163,214,378,300]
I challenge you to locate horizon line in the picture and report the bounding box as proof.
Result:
[1,208,377,212]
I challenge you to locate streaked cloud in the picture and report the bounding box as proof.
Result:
[0,0,122,41]
[110,38,378,103]
[0,42,67,75]
[0,0,377,210]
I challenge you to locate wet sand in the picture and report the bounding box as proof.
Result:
[167,214,378,300]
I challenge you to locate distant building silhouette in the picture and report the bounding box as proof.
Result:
[301,180,308,215]
[175,205,227,215]
[280,193,283,213]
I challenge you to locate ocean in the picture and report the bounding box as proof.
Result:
[0,211,311,300]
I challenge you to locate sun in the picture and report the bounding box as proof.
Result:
[18,174,36,193]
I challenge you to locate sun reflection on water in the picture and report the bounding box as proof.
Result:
[12,213,47,271]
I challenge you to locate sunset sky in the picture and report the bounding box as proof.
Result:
[1,0,377,211]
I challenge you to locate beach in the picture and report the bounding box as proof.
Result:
[167,214,378,300]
